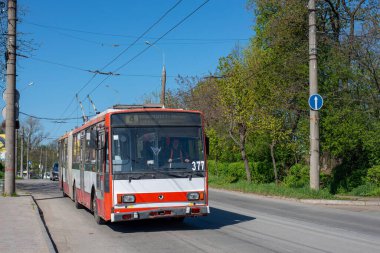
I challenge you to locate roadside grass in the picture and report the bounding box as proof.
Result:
[208,175,337,199]
[342,183,380,197]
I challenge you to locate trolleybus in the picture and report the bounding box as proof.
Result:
[58,105,209,224]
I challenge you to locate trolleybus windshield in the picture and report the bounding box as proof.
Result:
[111,112,205,176]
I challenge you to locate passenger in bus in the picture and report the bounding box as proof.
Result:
[168,138,190,163]
[142,134,155,165]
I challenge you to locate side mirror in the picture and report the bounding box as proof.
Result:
[205,136,210,156]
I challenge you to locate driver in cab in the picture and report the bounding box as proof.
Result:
[168,138,190,163]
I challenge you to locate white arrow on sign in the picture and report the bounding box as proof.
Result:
[314,96,318,110]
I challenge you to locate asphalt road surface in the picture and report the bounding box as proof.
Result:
[17,180,380,253]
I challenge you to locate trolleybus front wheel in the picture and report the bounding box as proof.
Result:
[92,197,105,225]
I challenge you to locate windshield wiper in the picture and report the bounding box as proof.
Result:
[128,175,142,182]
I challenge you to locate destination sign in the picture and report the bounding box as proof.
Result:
[111,112,202,127]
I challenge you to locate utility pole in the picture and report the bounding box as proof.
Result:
[144,41,166,106]
[309,0,320,190]
[19,127,24,178]
[44,148,47,179]
[26,129,30,179]
[4,0,17,195]
[15,129,17,177]
[39,146,43,178]
[160,65,166,106]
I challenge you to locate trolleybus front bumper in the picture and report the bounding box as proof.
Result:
[111,205,210,222]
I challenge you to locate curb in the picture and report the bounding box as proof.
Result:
[300,199,380,206]
[210,187,380,206]
[29,195,58,253]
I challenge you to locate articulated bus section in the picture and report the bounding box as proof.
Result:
[58,106,209,224]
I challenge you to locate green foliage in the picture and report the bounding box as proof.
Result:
[161,0,380,193]
[363,122,380,166]
[330,144,370,194]
[283,164,309,188]
[209,174,335,199]
[346,183,380,197]
[0,170,3,179]
[208,160,247,183]
[208,160,274,184]
[366,165,380,186]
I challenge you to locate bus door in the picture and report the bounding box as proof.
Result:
[96,129,106,217]
[96,130,105,198]
[62,138,68,190]
[80,131,85,194]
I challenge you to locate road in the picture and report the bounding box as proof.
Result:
[17,180,380,253]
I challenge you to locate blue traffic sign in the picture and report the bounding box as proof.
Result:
[309,94,323,111]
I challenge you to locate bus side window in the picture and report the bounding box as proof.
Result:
[97,131,104,173]
[105,132,109,174]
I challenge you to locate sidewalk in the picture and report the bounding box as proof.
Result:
[0,195,55,253]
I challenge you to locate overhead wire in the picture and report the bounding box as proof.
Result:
[19,111,93,121]
[51,0,185,137]
[24,19,248,42]
[62,0,211,128]
[97,0,184,73]
[53,30,249,46]
[86,0,211,98]
[21,54,180,78]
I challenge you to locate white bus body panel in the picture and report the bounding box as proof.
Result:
[113,177,205,204]
[84,171,97,193]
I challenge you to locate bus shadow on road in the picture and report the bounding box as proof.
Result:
[108,207,255,233]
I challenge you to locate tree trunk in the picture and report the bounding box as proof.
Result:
[228,122,251,182]
[270,140,278,185]
[238,124,251,182]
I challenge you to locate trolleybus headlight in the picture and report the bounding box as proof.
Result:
[122,194,136,203]
[187,192,200,200]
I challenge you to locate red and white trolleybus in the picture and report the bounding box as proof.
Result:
[58,105,209,224]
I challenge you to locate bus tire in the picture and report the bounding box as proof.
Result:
[74,186,82,209]
[62,177,67,197]
[92,196,105,225]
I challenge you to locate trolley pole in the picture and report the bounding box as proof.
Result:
[309,0,320,190]
[4,0,17,195]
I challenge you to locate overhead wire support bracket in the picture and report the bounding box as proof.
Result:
[87,70,120,76]
[76,94,88,123]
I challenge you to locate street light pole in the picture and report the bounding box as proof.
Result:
[4,0,17,195]
[145,41,166,106]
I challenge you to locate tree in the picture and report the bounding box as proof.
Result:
[22,117,45,178]
[216,50,258,182]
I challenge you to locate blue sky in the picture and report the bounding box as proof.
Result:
[4,0,254,141]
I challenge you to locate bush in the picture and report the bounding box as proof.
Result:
[226,162,247,182]
[0,171,3,179]
[208,160,273,183]
[207,160,228,177]
[347,183,380,197]
[283,164,309,188]
[366,165,380,186]
[251,161,274,184]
